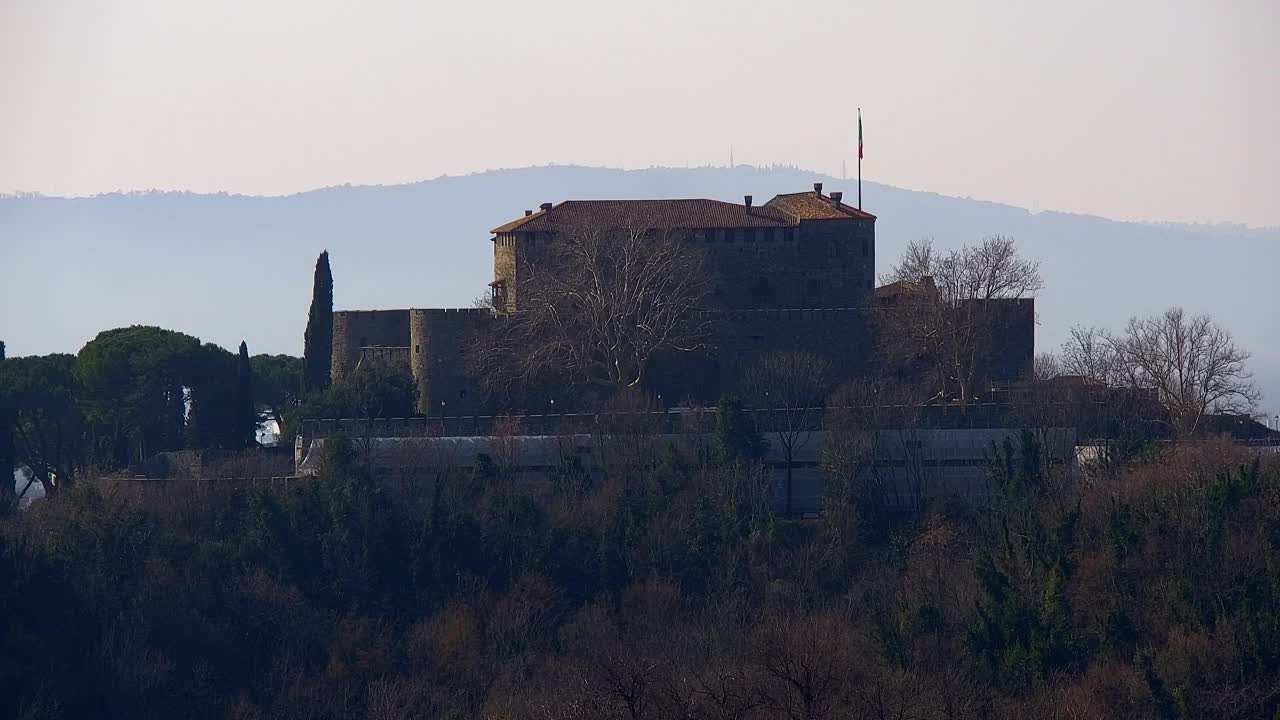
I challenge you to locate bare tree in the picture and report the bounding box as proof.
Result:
[882,236,1043,303]
[878,237,936,288]
[1109,307,1259,434]
[744,350,835,515]
[1033,352,1063,382]
[750,609,851,720]
[879,237,1043,404]
[1059,325,1127,386]
[474,218,713,396]
[1052,326,1164,474]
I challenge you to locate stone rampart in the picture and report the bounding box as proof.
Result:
[331,309,411,380]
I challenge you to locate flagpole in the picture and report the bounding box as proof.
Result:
[857,108,862,210]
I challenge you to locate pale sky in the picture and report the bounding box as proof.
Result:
[2,0,1277,227]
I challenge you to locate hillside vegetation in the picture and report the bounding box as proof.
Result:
[2,433,1278,719]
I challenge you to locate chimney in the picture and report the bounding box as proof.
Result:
[744,194,753,211]
[830,191,843,206]
[524,209,533,217]
[813,182,823,195]
[539,202,553,212]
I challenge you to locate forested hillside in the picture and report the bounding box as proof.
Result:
[2,430,1277,719]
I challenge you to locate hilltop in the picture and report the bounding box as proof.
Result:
[3,164,1276,408]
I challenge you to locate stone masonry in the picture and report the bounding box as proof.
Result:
[330,184,1034,414]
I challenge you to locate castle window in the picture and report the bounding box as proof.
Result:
[862,238,868,257]
[754,228,764,242]
[415,344,421,354]
[773,228,783,242]
[734,229,745,242]
[716,229,726,242]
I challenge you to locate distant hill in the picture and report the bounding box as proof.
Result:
[3,165,1277,412]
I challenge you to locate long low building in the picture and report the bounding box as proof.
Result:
[296,427,1077,513]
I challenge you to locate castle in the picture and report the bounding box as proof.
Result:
[329,183,1035,414]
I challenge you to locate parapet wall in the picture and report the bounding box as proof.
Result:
[330,298,1034,414]
[647,307,877,404]
[331,309,412,380]
[652,300,1034,405]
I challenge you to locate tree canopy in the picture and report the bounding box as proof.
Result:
[76,326,201,466]
[0,353,86,496]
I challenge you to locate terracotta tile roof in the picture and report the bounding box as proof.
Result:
[765,191,877,220]
[492,199,798,234]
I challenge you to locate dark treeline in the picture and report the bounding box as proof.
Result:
[0,326,304,498]
[2,423,1278,719]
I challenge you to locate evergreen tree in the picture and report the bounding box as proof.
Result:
[303,250,334,393]
[186,342,237,451]
[77,326,201,465]
[235,341,256,448]
[0,340,14,510]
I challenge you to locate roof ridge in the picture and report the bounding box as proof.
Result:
[490,190,872,234]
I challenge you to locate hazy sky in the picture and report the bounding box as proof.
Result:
[2,0,1277,226]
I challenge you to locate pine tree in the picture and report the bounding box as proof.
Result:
[303,250,334,392]
[0,340,14,510]
[236,341,256,448]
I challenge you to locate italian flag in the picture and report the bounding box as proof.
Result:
[858,112,864,160]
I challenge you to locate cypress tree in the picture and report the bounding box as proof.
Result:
[303,250,334,392]
[236,341,256,448]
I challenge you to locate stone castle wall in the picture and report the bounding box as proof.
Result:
[329,194,1030,418]
[647,307,876,405]
[333,300,1035,415]
[492,233,518,312]
[979,298,1035,385]
[496,219,875,313]
[333,308,492,415]
[330,309,411,380]
[409,308,492,415]
[782,217,875,308]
